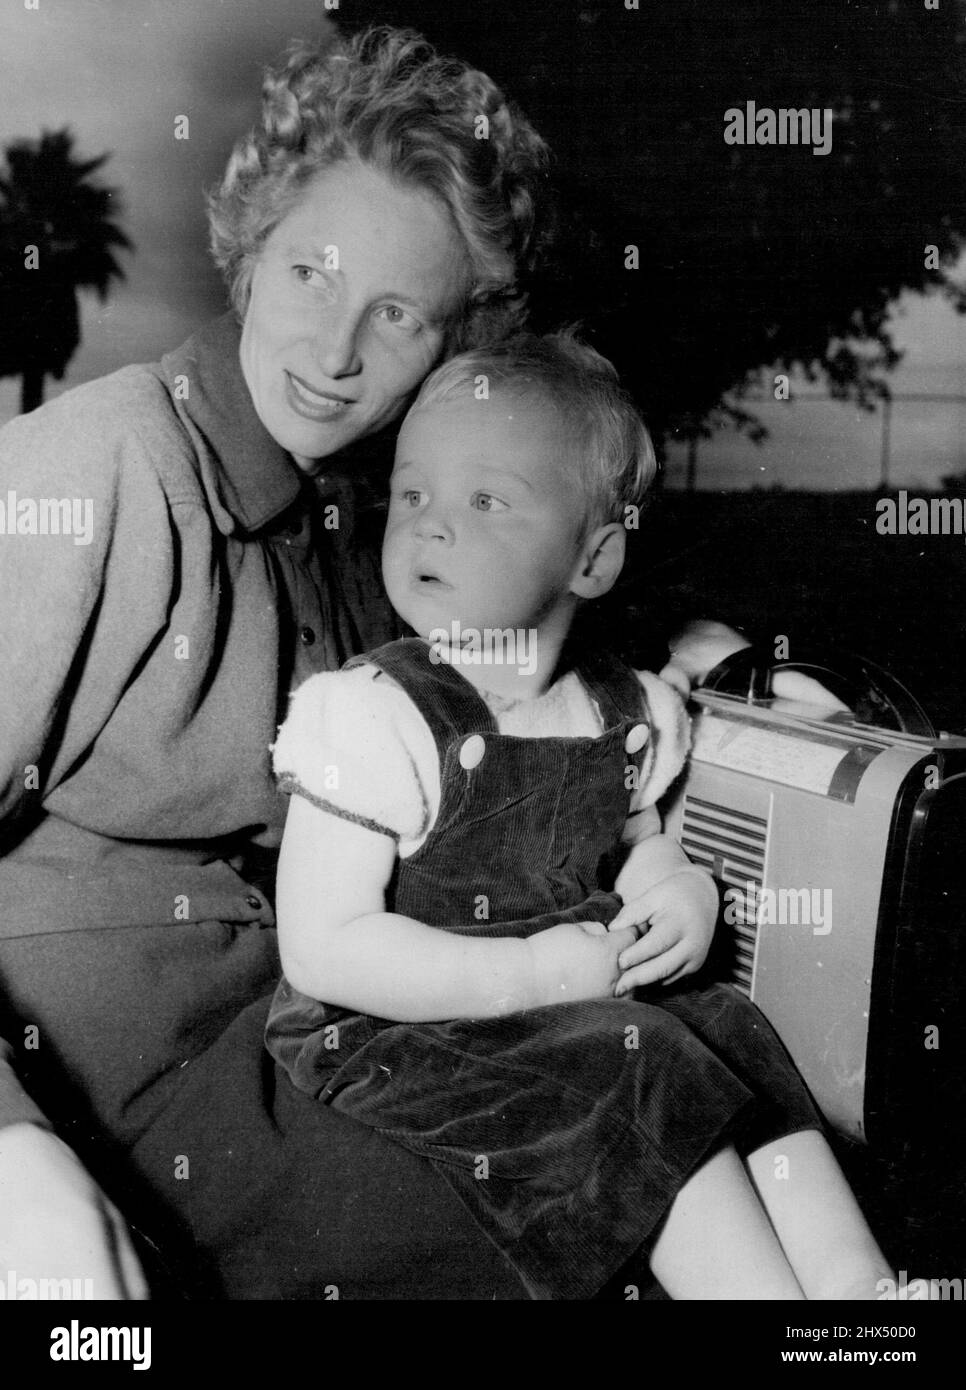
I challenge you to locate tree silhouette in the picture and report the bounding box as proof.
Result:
[345,0,966,456]
[0,128,131,414]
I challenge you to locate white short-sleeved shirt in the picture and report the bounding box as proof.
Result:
[273,661,691,858]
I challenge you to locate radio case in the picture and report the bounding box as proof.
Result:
[664,689,966,1156]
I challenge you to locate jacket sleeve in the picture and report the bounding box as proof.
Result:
[0,374,178,1131]
[0,372,176,825]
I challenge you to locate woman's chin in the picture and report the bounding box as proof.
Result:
[275,413,359,470]
[289,451,328,476]
[284,431,348,471]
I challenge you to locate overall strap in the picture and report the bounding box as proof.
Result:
[345,639,498,755]
[575,645,650,728]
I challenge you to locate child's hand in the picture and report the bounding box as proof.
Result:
[606,870,718,994]
[529,920,639,1007]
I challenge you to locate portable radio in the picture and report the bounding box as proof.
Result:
[662,651,966,1158]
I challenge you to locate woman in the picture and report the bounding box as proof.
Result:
[0,26,556,1300]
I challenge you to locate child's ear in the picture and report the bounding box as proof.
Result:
[569,521,626,600]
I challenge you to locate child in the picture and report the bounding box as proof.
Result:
[265,334,895,1301]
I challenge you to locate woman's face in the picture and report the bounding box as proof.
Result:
[240,159,469,471]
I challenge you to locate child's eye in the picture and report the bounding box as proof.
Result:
[377,304,422,334]
[399,488,425,508]
[472,492,508,513]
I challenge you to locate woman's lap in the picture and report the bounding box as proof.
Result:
[0,924,524,1299]
[124,994,526,1299]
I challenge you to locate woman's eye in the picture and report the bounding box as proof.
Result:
[400,489,424,508]
[293,265,322,285]
[472,493,508,513]
[377,304,421,333]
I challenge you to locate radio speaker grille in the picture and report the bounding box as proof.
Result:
[679,794,769,995]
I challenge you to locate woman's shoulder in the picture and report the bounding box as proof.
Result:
[0,361,199,503]
[1,361,178,439]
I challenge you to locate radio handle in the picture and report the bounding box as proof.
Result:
[700,645,937,738]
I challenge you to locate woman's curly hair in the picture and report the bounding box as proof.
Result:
[207,25,552,346]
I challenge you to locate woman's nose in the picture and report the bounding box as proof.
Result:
[312,302,362,379]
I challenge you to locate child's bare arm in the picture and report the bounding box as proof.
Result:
[276,796,636,1022]
[614,814,701,901]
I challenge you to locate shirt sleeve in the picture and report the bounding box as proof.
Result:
[623,669,692,834]
[617,671,719,895]
[272,665,438,842]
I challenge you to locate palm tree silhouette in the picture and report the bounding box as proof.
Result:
[0,128,132,414]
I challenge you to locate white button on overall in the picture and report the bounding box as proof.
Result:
[624,724,649,755]
[459,734,486,770]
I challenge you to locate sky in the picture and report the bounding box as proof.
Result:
[0,0,335,399]
[1,0,964,491]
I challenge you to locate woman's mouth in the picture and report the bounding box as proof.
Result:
[285,371,353,422]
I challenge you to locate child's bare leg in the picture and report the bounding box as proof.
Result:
[650,1143,806,1299]
[746,1130,895,1300]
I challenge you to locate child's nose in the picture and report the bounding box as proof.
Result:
[414,505,454,543]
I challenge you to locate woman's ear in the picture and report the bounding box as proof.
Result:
[569,521,626,600]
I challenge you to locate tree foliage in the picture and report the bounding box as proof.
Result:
[346,0,966,449]
[0,128,131,412]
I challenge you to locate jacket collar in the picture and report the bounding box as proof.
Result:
[160,312,303,535]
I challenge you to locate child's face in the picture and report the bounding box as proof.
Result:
[382,393,592,641]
